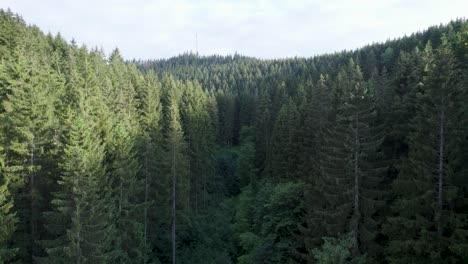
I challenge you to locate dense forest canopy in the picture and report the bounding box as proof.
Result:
[0,9,467,264]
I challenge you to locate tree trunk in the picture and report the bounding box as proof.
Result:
[437,108,445,236]
[203,172,206,211]
[352,114,360,256]
[119,182,123,216]
[172,142,176,264]
[195,149,199,214]
[76,196,81,264]
[144,152,149,256]
[30,139,36,259]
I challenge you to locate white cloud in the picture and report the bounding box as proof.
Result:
[0,0,466,59]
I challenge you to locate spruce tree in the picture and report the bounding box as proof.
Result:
[181,81,216,212]
[138,70,163,261]
[317,59,385,259]
[161,76,188,264]
[254,90,272,176]
[3,46,63,261]
[108,118,144,263]
[384,37,467,264]
[301,74,334,255]
[41,110,116,263]
[0,158,17,262]
[268,98,300,181]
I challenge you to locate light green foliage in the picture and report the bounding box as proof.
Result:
[312,234,366,264]
[41,111,116,263]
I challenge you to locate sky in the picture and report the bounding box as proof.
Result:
[1,0,467,60]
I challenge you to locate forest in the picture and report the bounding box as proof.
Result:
[0,9,467,264]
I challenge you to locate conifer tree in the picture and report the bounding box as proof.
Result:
[181,81,216,212]
[268,98,300,181]
[386,47,427,163]
[236,126,256,189]
[161,76,188,264]
[300,74,334,255]
[254,90,272,176]
[109,118,144,263]
[3,45,63,260]
[299,74,331,180]
[138,70,163,261]
[0,13,20,261]
[384,37,467,264]
[0,157,17,262]
[215,89,235,146]
[41,110,116,264]
[317,59,385,259]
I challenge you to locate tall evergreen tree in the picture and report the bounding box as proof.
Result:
[180,81,216,213]
[161,76,188,264]
[317,60,385,259]
[0,155,17,262]
[41,110,116,264]
[267,98,300,181]
[3,46,63,261]
[138,70,163,261]
[384,37,467,264]
[254,90,272,176]
[301,74,334,256]
[108,118,144,263]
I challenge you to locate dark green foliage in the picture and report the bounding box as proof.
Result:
[267,98,301,181]
[312,60,386,261]
[234,181,305,264]
[236,126,256,189]
[0,9,467,264]
[383,37,468,264]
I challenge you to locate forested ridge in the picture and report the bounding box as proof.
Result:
[0,9,467,263]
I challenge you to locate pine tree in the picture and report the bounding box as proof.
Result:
[268,98,300,181]
[41,110,116,263]
[0,157,17,262]
[3,45,63,261]
[215,89,235,146]
[0,13,20,261]
[180,81,215,213]
[138,70,163,262]
[254,90,272,176]
[108,49,136,115]
[236,126,256,189]
[301,74,334,255]
[108,118,144,263]
[300,74,331,180]
[386,46,427,164]
[317,59,385,259]
[93,48,145,263]
[161,76,188,264]
[384,37,467,264]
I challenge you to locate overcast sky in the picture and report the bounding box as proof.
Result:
[1,0,467,60]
